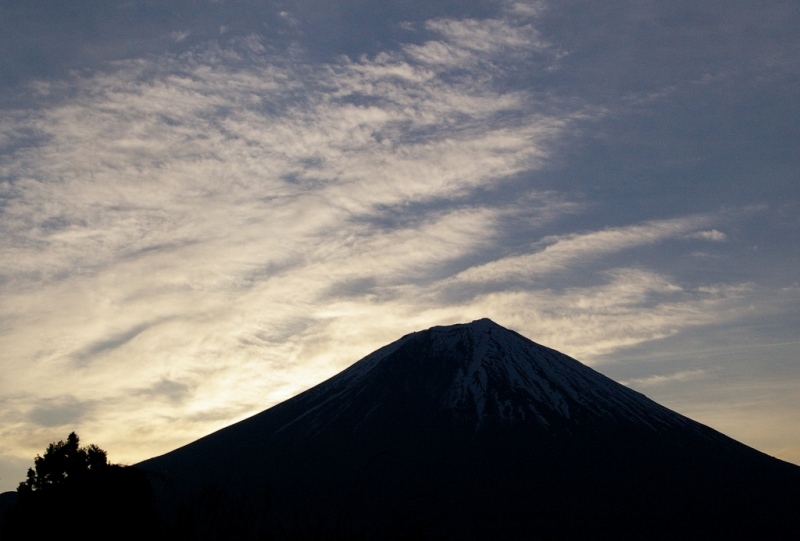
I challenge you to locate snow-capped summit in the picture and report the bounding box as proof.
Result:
[283,318,712,438]
[422,318,682,428]
[139,319,800,540]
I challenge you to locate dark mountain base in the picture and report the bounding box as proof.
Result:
[138,320,800,540]
[145,424,800,540]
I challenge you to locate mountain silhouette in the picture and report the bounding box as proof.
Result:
[139,319,800,539]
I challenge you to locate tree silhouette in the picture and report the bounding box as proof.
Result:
[3,432,158,539]
[17,432,108,494]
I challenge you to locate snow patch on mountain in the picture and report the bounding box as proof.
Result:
[271,318,722,441]
[425,319,704,433]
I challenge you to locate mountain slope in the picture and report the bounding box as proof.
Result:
[139,319,800,540]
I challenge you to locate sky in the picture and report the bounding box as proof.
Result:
[1,0,799,492]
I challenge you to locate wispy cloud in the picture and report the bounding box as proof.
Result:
[27,396,97,428]
[621,369,707,388]
[437,269,751,361]
[0,10,588,467]
[0,3,781,483]
[688,229,727,242]
[170,31,191,43]
[450,215,716,286]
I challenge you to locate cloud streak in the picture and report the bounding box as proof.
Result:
[621,369,708,388]
[0,9,592,471]
[1,2,793,489]
[450,215,717,286]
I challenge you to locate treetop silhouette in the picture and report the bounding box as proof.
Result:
[18,431,109,494]
[3,432,157,539]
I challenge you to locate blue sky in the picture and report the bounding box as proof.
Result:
[1,0,799,491]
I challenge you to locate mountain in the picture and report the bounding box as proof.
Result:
[138,319,800,540]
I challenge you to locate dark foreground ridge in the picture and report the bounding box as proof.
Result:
[138,319,800,540]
